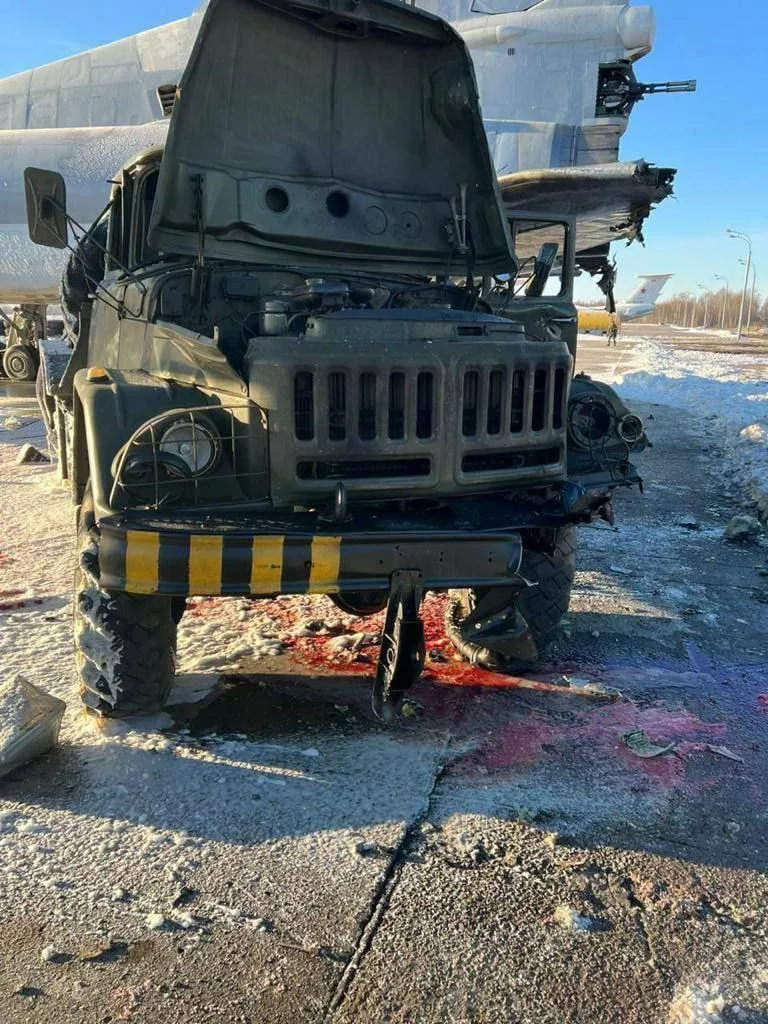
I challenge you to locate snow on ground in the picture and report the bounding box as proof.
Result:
[1,395,420,949]
[598,336,768,517]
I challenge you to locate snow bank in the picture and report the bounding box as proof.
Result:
[611,339,768,517]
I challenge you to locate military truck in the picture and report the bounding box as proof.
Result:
[23,0,646,720]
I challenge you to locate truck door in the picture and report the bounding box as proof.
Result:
[490,213,578,363]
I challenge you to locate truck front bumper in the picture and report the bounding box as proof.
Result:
[97,515,523,597]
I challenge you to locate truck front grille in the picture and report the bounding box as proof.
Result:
[292,369,438,444]
[255,339,572,502]
[460,366,566,438]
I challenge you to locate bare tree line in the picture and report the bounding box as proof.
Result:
[634,288,767,331]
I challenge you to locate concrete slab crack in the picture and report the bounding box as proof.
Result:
[323,739,454,1021]
[620,877,662,973]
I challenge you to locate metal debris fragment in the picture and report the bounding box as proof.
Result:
[563,676,622,699]
[622,729,675,758]
[705,744,744,764]
[15,443,49,465]
[0,676,66,779]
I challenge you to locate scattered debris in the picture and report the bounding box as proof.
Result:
[553,905,604,933]
[677,516,701,531]
[401,699,424,719]
[171,886,196,908]
[79,941,129,964]
[350,839,378,858]
[13,986,45,999]
[145,913,169,931]
[622,729,676,758]
[723,514,762,544]
[0,676,66,779]
[15,443,49,465]
[562,676,621,699]
[705,744,744,764]
[40,946,71,965]
[327,632,377,653]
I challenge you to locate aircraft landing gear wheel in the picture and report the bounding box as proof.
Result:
[3,344,39,381]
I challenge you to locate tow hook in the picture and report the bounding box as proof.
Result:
[372,569,426,722]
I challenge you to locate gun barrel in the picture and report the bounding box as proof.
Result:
[639,80,698,95]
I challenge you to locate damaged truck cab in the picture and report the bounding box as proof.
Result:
[25,0,646,720]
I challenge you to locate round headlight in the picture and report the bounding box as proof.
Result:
[568,398,613,449]
[159,415,220,476]
[618,413,644,444]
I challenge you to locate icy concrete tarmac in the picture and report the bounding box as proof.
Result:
[0,339,767,1023]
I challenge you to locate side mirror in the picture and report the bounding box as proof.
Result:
[24,167,68,249]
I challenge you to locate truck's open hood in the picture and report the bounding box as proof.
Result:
[148,0,512,276]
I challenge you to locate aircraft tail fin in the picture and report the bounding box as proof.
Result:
[622,274,673,309]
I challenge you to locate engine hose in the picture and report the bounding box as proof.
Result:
[443,591,503,670]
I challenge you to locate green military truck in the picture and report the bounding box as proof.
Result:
[23,0,646,720]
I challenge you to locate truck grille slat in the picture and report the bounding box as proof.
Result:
[531,368,548,432]
[328,371,346,441]
[462,370,480,437]
[509,369,526,434]
[416,371,434,439]
[487,368,504,435]
[358,371,377,440]
[388,372,406,440]
[294,371,314,441]
[553,367,566,430]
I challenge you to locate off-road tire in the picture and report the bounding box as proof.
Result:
[514,526,576,659]
[3,344,39,381]
[75,487,177,717]
[446,526,576,669]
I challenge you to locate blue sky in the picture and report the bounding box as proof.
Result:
[0,0,764,304]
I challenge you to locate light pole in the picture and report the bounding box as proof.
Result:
[697,284,710,328]
[727,229,752,338]
[739,260,757,335]
[713,274,728,331]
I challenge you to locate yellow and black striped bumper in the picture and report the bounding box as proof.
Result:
[97,522,522,597]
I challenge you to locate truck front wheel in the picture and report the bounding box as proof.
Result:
[446,526,576,670]
[75,487,177,717]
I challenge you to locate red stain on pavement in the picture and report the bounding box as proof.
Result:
[463,699,728,791]
[474,719,561,769]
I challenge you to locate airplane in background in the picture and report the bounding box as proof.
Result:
[578,272,673,333]
[0,0,695,304]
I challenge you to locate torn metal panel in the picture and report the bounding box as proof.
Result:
[499,160,676,257]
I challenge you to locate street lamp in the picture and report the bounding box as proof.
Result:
[739,259,757,335]
[697,283,710,328]
[713,274,728,331]
[727,229,752,338]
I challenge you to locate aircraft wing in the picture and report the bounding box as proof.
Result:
[499,160,676,264]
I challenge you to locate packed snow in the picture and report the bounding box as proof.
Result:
[600,336,768,516]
